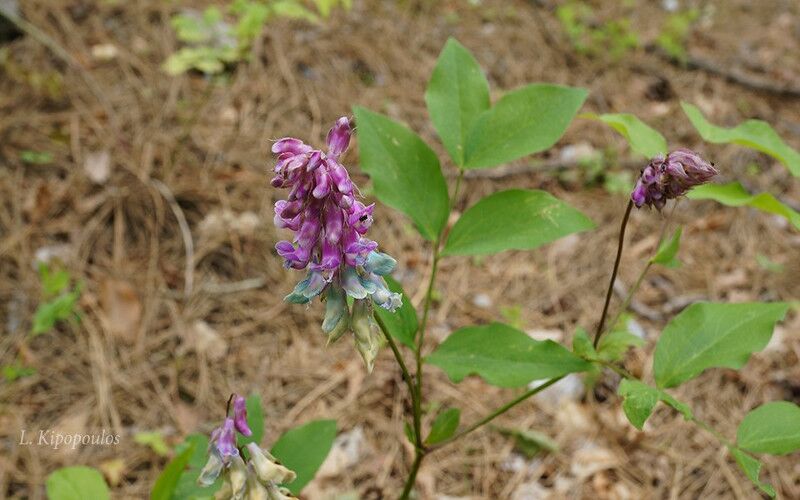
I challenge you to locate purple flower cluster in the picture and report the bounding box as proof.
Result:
[271,117,401,371]
[199,394,297,499]
[631,149,718,210]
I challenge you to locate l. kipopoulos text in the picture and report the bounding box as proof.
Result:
[18,429,121,450]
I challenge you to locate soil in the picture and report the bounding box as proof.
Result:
[1,0,799,499]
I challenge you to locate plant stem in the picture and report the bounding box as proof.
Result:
[374,314,418,425]
[399,451,425,499]
[428,376,564,451]
[602,200,680,339]
[594,199,634,348]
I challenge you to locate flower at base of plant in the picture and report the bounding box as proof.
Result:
[271,117,402,371]
[631,148,718,210]
[199,394,298,500]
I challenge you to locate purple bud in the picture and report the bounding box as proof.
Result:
[631,149,718,210]
[326,117,351,158]
[232,395,252,437]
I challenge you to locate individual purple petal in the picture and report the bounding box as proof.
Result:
[323,202,344,243]
[312,167,332,199]
[326,117,351,159]
[232,395,252,437]
[272,137,312,155]
[326,159,353,194]
[348,201,374,234]
[213,418,239,459]
[312,239,341,272]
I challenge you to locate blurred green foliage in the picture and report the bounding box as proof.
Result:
[164,0,352,75]
[31,263,81,336]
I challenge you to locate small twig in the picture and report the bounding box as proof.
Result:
[652,46,800,98]
[150,179,194,298]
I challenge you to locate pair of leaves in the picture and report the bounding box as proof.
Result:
[427,323,591,388]
[425,38,588,169]
[354,39,588,243]
[681,102,800,177]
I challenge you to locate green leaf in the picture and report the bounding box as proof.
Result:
[583,113,667,158]
[425,38,490,166]
[463,84,588,169]
[688,182,800,230]
[617,379,692,430]
[617,379,660,430]
[353,106,449,241]
[20,150,54,164]
[134,431,171,456]
[238,393,265,446]
[651,227,682,268]
[270,0,320,22]
[46,466,110,500]
[737,401,800,455]
[681,102,800,177]
[426,323,591,387]
[31,289,81,336]
[425,408,460,445]
[151,444,196,500]
[39,263,71,296]
[271,420,337,494]
[495,427,558,458]
[729,447,776,497]
[442,189,595,256]
[654,302,789,388]
[173,434,221,500]
[2,361,36,382]
[373,276,418,350]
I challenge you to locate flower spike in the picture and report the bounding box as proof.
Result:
[271,117,403,370]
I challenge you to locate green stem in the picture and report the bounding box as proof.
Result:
[399,451,425,500]
[374,314,418,432]
[602,200,680,340]
[428,376,564,451]
[594,199,633,348]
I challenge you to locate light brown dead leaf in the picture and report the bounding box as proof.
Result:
[99,278,142,344]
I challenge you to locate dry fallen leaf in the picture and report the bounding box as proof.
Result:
[99,278,142,344]
[187,320,227,362]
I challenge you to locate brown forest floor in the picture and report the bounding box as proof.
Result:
[1,0,800,498]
